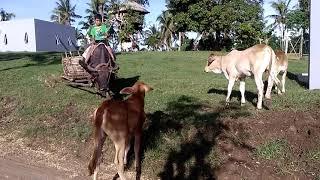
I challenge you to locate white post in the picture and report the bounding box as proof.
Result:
[309,0,320,89]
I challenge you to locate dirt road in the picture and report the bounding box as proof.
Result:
[0,157,89,180]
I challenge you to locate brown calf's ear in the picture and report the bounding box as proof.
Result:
[145,85,153,92]
[120,87,135,94]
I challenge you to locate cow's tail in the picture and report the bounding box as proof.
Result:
[88,107,105,176]
[268,48,280,86]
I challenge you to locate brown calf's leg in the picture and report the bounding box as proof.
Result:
[88,129,106,180]
[114,143,120,165]
[117,139,127,180]
[124,136,131,166]
[134,133,142,180]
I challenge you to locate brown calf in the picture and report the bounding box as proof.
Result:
[88,81,153,180]
[265,50,288,97]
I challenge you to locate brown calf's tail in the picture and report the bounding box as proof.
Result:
[88,108,105,175]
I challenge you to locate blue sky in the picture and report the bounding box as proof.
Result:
[1,0,298,29]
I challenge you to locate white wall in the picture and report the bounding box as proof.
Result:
[34,19,77,52]
[0,19,36,52]
[309,0,320,90]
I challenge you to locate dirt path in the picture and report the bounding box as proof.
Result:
[0,134,90,180]
[0,157,87,180]
[0,133,144,180]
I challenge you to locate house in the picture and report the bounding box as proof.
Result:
[108,1,149,52]
[111,1,149,23]
[0,18,77,52]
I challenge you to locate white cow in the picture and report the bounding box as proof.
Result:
[204,44,280,109]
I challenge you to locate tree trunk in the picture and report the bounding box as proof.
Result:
[99,3,104,22]
[284,29,289,54]
[299,28,304,59]
[178,32,182,51]
[58,14,61,24]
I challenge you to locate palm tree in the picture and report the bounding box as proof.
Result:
[79,0,113,30]
[0,9,15,21]
[145,24,160,50]
[267,0,292,49]
[157,10,175,50]
[97,0,107,22]
[51,0,81,25]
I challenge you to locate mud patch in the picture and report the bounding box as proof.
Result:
[0,96,19,122]
[215,108,320,179]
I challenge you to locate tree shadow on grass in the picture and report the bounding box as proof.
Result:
[65,75,140,99]
[110,76,140,99]
[286,71,308,89]
[0,52,62,72]
[123,95,254,179]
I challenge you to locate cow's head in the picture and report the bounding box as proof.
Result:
[120,81,153,96]
[204,53,222,73]
[94,63,113,92]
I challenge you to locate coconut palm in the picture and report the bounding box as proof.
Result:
[145,24,160,50]
[50,0,81,25]
[267,0,292,48]
[79,0,116,30]
[157,10,175,50]
[0,9,15,21]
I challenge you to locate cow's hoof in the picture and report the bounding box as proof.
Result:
[265,95,271,99]
[225,102,230,107]
[241,102,246,107]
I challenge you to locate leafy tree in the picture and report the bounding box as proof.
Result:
[79,0,114,30]
[145,24,160,50]
[0,8,15,21]
[266,0,292,49]
[51,0,81,25]
[157,10,176,50]
[287,0,309,32]
[165,0,264,50]
[287,0,310,56]
[117,9,145,51]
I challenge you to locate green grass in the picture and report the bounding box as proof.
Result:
[255,139,289,160]
[0,51,319,178]
[308,148,320,162]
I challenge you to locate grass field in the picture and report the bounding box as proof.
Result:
[0,51,319,179]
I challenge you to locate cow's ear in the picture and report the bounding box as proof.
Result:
[120,87,135,95]
[207,56,214,65]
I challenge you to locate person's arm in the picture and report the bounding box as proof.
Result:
[103,24,110,39]
[87,26,95,44]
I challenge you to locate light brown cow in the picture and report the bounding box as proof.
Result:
[204,44,280,109]
[265,50,288,97]
[88,81,153,180]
